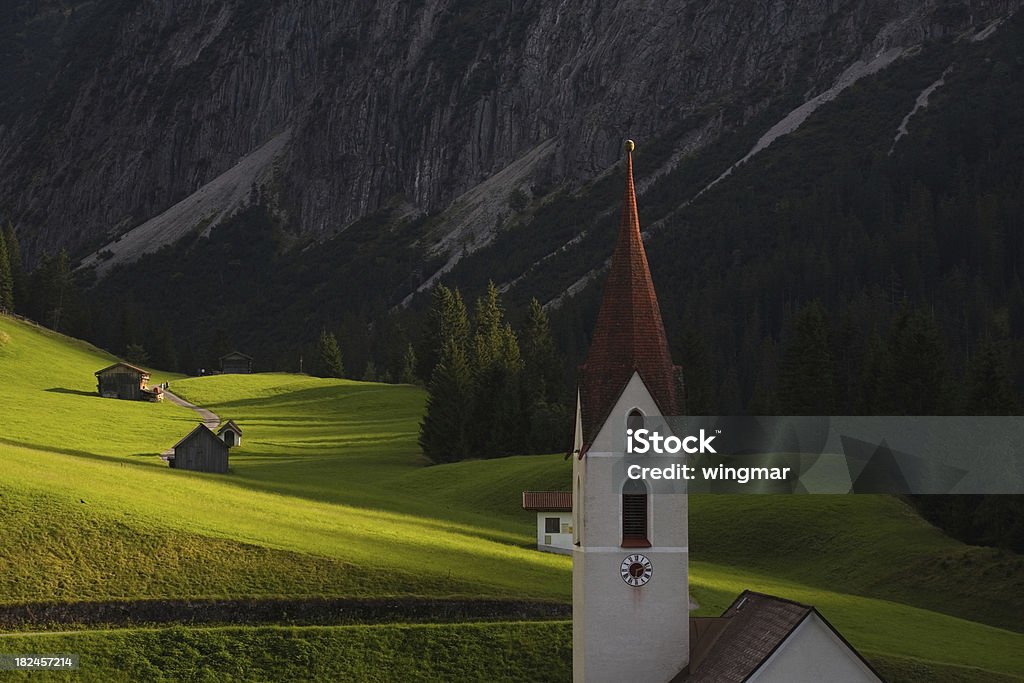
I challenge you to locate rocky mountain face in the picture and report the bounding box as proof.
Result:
[2,0,1019,271]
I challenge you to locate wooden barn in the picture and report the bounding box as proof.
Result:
[218,420,243,447]
[170,424,229,473]
[95,362,162,401]
[220,351,253,374]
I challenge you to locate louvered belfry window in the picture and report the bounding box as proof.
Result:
[622,478,650,547]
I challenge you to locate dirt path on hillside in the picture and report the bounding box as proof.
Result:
[163,389,220,430]
[0,598,570,634]
[159,390,221,458]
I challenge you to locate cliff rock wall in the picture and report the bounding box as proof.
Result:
[0,0,1018,263]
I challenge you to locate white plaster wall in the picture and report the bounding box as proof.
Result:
[748,613,881,683]
[536,512,573,553]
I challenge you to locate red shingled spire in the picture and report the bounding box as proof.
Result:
[578,141,680,453]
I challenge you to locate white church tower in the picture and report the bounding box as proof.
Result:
[571,140,689,682]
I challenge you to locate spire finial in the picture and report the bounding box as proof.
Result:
[624,139,635,153]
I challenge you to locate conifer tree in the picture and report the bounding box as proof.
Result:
[748,337,779,415]
[778,300,835,414]
[471,282,504,370]
[493,322,526,454]
[521,298,567,451]
[150,325,179,372]
[363,360,378,382]
[678,327,714,414]
[316,328,345,378]
[881,305,950,414]
[467,282,523,456]
[125,343,150,367]
[0,230,13,312]
[419,338,472,463]
[208,328,233,371]
[179,340,198,376]
[2,224,21,314]
[419,284,475,461]
[718,366,743,414]
[418,284,469,379]
[400,343,418,385]
[49,249,72,331]
[522,298,560,403]
[856,330,889,415]
[965,336,1019,414]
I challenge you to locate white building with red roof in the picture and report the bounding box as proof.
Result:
[522,491,574,554]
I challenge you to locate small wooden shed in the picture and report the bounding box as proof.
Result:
[171,424,229,473]
[95,362,156,401]
[220,351,253,374]
[218,420,243,447]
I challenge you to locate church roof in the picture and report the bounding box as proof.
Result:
[578,142,680,453]
[678,591,882,682]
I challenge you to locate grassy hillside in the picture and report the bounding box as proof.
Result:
[2,313,1023,680]
[0,314,570,602]
[169,370,1024,676]
[0,314,186,459]
[0,622,1018,683]
[167,372,566,538]
[171,372,1024,629]
[0,622,572,682]
[692,496,1024,632]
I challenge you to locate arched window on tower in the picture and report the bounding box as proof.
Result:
[627,409,644,433]
[621,478,650,547]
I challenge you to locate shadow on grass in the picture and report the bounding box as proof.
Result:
[1,438,170,471]
[44,387,98,397]
[182,384,407,413]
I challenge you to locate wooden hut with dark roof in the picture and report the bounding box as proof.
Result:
[95,362,161,401]
[170,424,229,473]
[220,351,253,374]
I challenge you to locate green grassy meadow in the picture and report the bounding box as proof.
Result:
[0,622,573,682]
[1,313,1023,681]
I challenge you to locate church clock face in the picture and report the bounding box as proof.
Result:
[620,554,653,587]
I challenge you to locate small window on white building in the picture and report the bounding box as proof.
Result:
[545,517,560,534]
[627,408,645,432]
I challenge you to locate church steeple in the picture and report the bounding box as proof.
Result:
[578,140,680,453]
[571,140,690,683]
